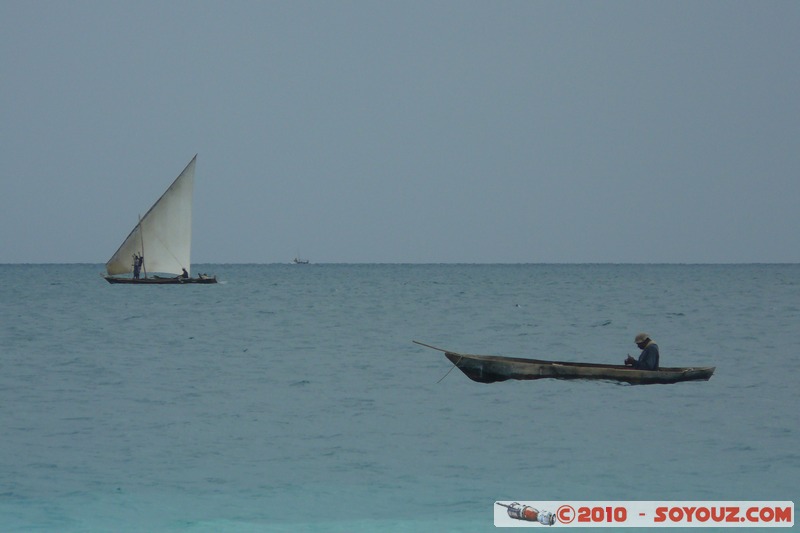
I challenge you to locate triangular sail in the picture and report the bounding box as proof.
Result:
[105,156,196,277]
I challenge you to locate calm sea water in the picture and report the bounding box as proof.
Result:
[1,264,797,532]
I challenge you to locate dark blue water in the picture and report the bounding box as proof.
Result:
[1,264,797,531]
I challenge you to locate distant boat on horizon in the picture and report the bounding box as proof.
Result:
[293,257,310,265]
[103,155,217,284]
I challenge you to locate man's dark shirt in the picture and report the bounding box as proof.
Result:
[633,342,659,370]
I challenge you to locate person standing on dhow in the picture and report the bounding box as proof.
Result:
[625,333,660,370]
[133,253,142,279]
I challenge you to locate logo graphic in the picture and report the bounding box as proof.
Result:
[497,502,556,526]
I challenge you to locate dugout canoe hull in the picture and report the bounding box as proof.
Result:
[443,351,715,385]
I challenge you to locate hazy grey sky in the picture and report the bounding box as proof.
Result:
[2,1,798,263]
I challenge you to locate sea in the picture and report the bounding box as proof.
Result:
[0,263,797,532]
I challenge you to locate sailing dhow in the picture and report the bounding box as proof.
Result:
[104,155,217,284]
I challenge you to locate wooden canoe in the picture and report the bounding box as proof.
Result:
[414,342,715,385]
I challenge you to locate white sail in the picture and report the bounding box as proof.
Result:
[106,156,196,277]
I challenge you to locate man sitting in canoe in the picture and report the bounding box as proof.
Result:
[625,333,659,370]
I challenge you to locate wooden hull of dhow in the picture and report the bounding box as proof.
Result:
[104,276,217,285]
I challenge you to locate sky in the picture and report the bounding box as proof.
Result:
[1,1,798,264]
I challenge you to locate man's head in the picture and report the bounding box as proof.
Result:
[635,332,650,348]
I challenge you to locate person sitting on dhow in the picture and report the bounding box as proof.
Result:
[625,333,659,370]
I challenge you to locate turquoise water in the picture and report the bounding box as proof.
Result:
[1,264,797,531]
